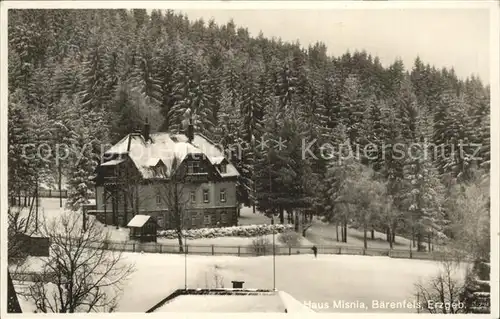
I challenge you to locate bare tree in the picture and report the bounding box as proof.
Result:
[8,207,33,313]
[344,165,385,249]
[157,156,197,253]
[378,195,400,249]
[8,207,30,262]
[414,260,466,314]
[18,212,135,313]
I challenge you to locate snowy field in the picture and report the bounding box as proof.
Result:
[12,198,460,313]
[15,252,464,313]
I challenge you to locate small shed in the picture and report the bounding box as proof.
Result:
[127,215,157,243]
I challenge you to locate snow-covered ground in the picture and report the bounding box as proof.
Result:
[17,199,313,246]
[15,252,464,313]
[195,254,465,313]
[12,198,464,313]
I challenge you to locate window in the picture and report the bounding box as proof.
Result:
[188,161,202,174]
[203,189,209,203]
[220,163,227,174]
[190,191,196,203]
[221,212,228,224]
[102,192,107,205]
[204,214,210,225]
[191,216,197,227]
[210,215,216,225]
[156,192,161,205]
[220,189,226,202]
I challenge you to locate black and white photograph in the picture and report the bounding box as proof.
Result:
[1,1,498,316]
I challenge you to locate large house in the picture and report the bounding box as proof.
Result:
[91,122,240,230]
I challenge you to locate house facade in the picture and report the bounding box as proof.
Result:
[91,123,240,230]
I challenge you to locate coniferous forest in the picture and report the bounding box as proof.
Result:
[8,8,490,278]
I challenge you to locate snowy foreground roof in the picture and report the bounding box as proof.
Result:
[104,133,239,179]
[147,289,314,313]
[127,215,152,228]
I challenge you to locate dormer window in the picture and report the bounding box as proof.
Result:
[187,161,203,174]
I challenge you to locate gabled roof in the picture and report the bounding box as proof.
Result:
[102,133,239,179]
[127,215,152,228]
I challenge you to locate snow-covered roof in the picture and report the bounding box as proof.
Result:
[153,294,285,312]
[101,159,125,166]
[150,289,314,313]
[103,133,239,179]
[210,156,226,165]
[127,215,152,228]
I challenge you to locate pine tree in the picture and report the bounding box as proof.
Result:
[8,90,34,200]
[339,74,367,148]
[318,125,355,242]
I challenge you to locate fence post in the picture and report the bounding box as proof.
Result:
[159,244,162,253]
[49,189,51,197]
[238,246,240,256]
[133,243,135,253]
[212,245,214,256]
[289,247,291,256]
[186,245,188,254]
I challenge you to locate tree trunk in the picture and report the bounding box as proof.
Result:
[389,228,393,249]
[7,271,22,313]
[177,231,184,253]
[386,227,390,242]
[427,233,431,252]
[114,189,119,229]
[292,211,300,232]
[288,209,292,224]
[371,229,375,240]
[363,224,368,249]
[104,190,107,227]
[35,185,39,232]
[252,203,255,214]
[302,225,310,237]
[391,222,396,244]
[123,189,128,227]
[417,232,422,252]
[412,228,416,248]
[58,163,63,208]
[238,205,241,217]
[336,222,339,242]
[343,220,348,243]
[279,208,284,224]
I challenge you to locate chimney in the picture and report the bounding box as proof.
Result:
[182,109,194,143]
[143,118,151,142]
[231,281,244,289]
[187,119,194,143]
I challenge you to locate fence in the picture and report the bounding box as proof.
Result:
[14,189,95,199]
[86,239,450,261]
